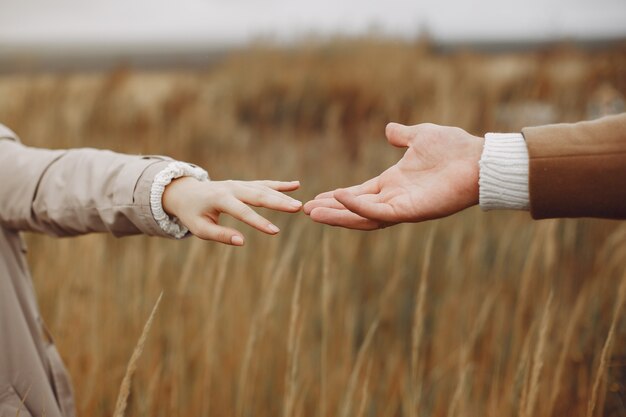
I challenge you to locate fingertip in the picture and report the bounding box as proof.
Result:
[290,200,303,210]
[308,207,323,222]
[278,200,302,213]
[231,235,245,246]
[284,180,300,187]
[333,188,354,203]
[285,181,301,191]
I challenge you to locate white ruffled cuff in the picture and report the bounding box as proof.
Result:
[479,133,530,211]
[150,161,209,239]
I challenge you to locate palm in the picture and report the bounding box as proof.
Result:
[304,123,483,230]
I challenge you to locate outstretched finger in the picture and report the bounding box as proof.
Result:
[238,184,302,212]
[334,189,396,222]
[252,180,300,192]
[220,198,281,235]
[191,221,246,246]
[303,197,346,215]
[309,207,382,230]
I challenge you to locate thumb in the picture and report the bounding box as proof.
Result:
[385,122,414,148]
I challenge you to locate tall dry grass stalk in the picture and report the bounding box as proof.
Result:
[586,274,626,417]
[409,225,436,417]
[340,318,380,417]
[201,246,233,416]
[320,232,331,417]
[517,321,536,417]
[284,265,304,417]
[113,291,163,417]
[448,291,497,417]
[236,266,285,417]
[546,287,587,417]
[523,291,553,417]
[356,358,374,417]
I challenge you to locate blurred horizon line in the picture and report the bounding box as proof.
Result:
[1,34,625,75]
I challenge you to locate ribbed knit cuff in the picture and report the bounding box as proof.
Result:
[479,133,530,211]
[150,161,209,239]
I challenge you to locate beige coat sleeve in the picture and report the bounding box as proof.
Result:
[522,113,626,219]
[0,124,175,238]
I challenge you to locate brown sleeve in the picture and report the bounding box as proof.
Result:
[522,113,626,219]
[0,124,175,238]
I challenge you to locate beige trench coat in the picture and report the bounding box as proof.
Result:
[0,124,173,417]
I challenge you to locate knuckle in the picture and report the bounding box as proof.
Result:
[211,186,228,199]
[217,230,229,242]
[238,205,254,219]
[253,189,265,201]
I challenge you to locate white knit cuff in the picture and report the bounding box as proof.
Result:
[150,161,209,239]
[479,133,530,211]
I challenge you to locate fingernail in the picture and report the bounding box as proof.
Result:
[290,200,303,208]
[231,235,244,246]
[268,224,280,234]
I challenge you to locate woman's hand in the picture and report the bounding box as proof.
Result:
[163,178,302,245]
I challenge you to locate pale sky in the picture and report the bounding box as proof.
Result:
[1,0,625,52]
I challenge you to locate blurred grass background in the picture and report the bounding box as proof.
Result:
[0,39,625,417]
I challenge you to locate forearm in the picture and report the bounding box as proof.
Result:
[0,128,194,237]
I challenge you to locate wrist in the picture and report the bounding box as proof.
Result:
[467,134,485,208]
[150,161,209,239]
[162,176,199,218]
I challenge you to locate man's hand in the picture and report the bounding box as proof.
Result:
[163,178,302,245]
[304,122,484,230]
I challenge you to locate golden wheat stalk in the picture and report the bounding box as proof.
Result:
[547,286,587,416]
[449,291,497,417]
[410,225,436,417]
[284,265,304,417]
[524,291,553,417]
[517,319,535,417]
[320,231,331,417]
[340,318,380,417]
[356,358,374,417]
[202,245,234,416]
[176,238,204,294]
[586,273,626,417]
[113,291,163,417]
[511,221,548,379]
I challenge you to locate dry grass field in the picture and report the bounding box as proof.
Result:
[0,39,625,417]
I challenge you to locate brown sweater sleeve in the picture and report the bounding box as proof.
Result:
[522,113,626,219]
